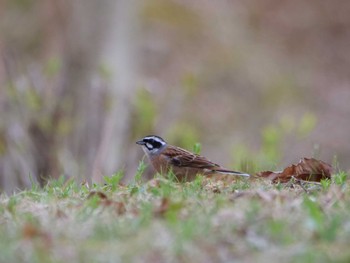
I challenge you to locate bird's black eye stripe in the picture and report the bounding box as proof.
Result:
[144,138,163,149]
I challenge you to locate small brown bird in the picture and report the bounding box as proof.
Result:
[136,135,250,181]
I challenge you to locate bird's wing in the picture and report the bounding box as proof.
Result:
[165,146,220,169]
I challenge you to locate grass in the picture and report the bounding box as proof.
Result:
[0,171,350,263]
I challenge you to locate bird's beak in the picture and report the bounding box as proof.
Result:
[136,140,145,145]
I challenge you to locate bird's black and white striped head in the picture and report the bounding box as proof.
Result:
[136,135,167,155]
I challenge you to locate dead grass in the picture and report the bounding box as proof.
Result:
[0,173,350,263]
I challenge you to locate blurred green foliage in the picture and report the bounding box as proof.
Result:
[98,63,113,81]
[2,0,349,192]
[181,72,199,97]
[333,171,348,186]
[320,179,331,191]
[8,0,34,10]
[0,132,6,156]
[303,196,340,242]
[166,122,199,150]
[143,0,202,34]
[261,124,281,164]
[104,171,124,191]
[56,117,72,136]
[24,89,42,111]
[263,75,299,107]
[135,159,147,183]
[232,112,318,172]
[44,57,62,78]
[132,88,157,137]
[298,113,317,137]
[192,142,201,155]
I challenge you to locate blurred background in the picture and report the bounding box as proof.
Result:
[1,0,350,193]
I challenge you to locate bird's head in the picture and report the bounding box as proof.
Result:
[136,135,167,155]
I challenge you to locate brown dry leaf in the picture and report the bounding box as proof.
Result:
[55,209,67,219]
[101,199,127,214]
[113,201,126,215]
[22,223,52,244]
[22,223,42,239]
[88,191,108,199]
[87,191,127,214]
[154,197,170,217]
[87,191,112,206]
[256,157,332,183]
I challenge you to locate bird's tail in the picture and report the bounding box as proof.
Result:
[214,169,250,177]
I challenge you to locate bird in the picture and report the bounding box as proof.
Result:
[136,135,250,181]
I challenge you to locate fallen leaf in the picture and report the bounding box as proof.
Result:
[22,223,52,245]
[154,197,170,216]
[56,209,67,219]
[22,223,41,239]
[256,158,332,183]
[113,201,126,215]
[87,191,127,214]
[87,191,108,199]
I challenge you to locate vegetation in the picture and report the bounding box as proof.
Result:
[2,0,350,192]
[1,168,349,262]
[1,1,350,262]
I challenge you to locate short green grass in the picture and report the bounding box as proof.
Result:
[0,171,350,263]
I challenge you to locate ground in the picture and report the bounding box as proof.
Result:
[0,170,349,263]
